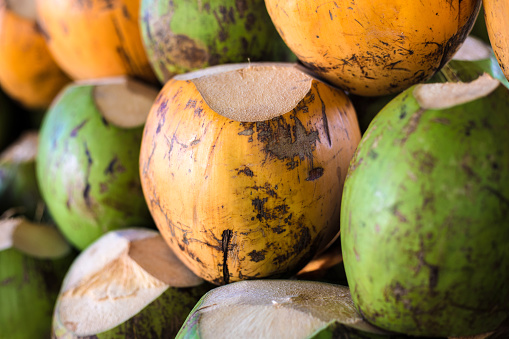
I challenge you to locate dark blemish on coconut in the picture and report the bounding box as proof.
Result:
[70,119,89,137]
[99,0,115,11]
[248,249,266,262]
[260,116,320,172]
[464,120,476,136]
[100,116,110,127]
[194,107,204,117]
[252,197,268,221]
[245,13,255,31]
[391,205,408,223]
[272,225,286,234]
[185,99,197,109]
[221,229,233,284]
[83,183,92,208]
[104,156,118,175]
[235,0,247,17]
[236,166,254,177]
[306,167,324,181]
[314,84,332,147]
[121,4,130,19]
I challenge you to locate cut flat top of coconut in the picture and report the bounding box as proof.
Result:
[0,218,70,258]
[181,280,387,339]
[453,36,492,61]
[81,77,159,128]
[174,63,313,122]
[5,0,37,20]
[0,131,38,164]
[414,73,500,110]
[55,228,203,336]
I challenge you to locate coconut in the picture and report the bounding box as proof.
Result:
[0,131,44,219]
[483,0,509,80]
[36,0,157,83]
[52,228,211,338]
[36,77,159,250]
[139,63,361,285]
[139,0,295,84]
[175,280,397,338]
[0,217,74,339]
[265,0,481,96]
[0,0,71,109]
[341,74,509,336]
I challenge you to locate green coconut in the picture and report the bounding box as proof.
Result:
[0,131,43,218]
[0,217,74,339]
[52,228,212,338]
[139,0,295,83]
[36,77,159,250]
[175,280,405,339]
[341,73,509,337]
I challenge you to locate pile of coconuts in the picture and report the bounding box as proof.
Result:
[0,0,508,338]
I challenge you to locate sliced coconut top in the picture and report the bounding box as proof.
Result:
[5,0,37,20]
[414,73,500,110]
[55,228,203,336]
[76,77,159,128]
[453,36,492,61]
[0,218,70,258]
[180,280,387,339]
[174,63,313,122]
[0,131,38,164]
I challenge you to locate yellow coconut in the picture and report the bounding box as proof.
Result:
[0,0,70,109]
[139,63,361,285]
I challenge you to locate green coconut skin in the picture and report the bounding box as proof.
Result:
[139,0,295,83]
[341,81,509,336]
[53,283,212,339]
[0,247,74,339]
[36,84,153,250]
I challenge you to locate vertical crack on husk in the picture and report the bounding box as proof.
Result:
[222,229,233,284]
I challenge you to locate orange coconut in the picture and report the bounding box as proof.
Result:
[0,0,70,109]
[484,0,509,80]
[36,0,156,83]
[265,0,481,96]
[139,63,361,285]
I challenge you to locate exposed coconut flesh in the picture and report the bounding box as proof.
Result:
[5,0,37,20]
[453,36,492,61]
[54,228,203,336]
[174,63,313,122]
[0,217,70,258]
[0,131,38,164]
[414,73,500,110]
[180,280,388,339]
[76,77,159,128]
